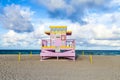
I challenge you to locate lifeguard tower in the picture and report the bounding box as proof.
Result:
[40,26,75,61]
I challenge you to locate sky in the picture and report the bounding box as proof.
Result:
[0,0,120,50]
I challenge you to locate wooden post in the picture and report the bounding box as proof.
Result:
[82,51,84,56]
[89,55,93,64]
[57,56,59,60]
[18,52,21,62]
[30,51,32,58]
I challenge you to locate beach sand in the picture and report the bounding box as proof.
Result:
[0,55,120,80]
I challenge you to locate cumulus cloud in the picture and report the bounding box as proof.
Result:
[33,24,48,39]
[0,4,34,33]
[84,11,120,40]
[74,23,120,48]
[109,0,120,8]
[37,0,66,11]
[1,23,49,49]
[1,30,41,49]
[89,39,120,47]
[85,11,120,26]
[34,0,112,24]
[2,30,32,46]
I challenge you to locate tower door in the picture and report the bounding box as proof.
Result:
[55,39,61,46]
[55,34,61,47]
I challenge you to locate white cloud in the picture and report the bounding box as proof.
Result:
[89,39,120,47]
[0,4,34,32]
[109,0,120,7]
[37,0,66,11]
[92,25,114,39]
[37,0,110,12]
[1,23,49,49]
[33,24,48,39]
[85,11,120,26]
[1,30,38,48]
[20,6,34,20]
[35,0,111,24]
[84,11,120,40]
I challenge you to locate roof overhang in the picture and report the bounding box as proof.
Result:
[50,26,67,28]
[66,31,72,35]
[45,31,50,35]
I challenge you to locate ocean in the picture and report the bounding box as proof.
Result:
[0,50,120,55]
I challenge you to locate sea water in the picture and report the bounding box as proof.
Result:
[0,50,120,55]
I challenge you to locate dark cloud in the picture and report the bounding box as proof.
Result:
[36,0,112,25]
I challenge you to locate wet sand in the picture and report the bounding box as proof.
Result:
[0,55,120,80]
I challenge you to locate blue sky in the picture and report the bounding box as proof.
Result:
[0,0,120,50]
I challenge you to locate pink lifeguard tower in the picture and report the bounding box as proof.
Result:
[40,26,75,61]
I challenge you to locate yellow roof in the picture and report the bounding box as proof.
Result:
[50,26,67,28]
[67,31,72,32]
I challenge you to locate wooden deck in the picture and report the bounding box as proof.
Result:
[40,50,75,61]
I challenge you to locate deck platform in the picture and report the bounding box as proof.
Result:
[40,49,75,61]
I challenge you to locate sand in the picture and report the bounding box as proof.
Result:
[0,55,120,80]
